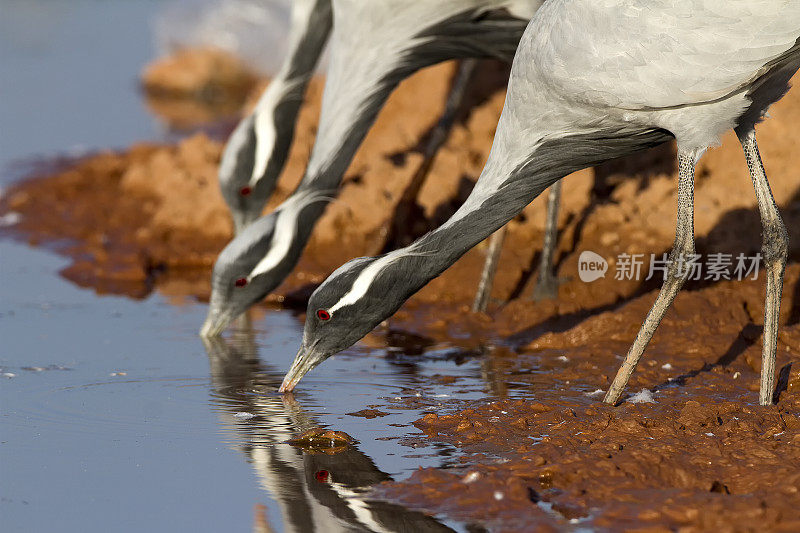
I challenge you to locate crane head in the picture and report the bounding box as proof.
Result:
[280,251,415,392]
[218,113,286,235]
[200,213,281,338]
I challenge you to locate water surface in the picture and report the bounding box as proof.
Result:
[1,240,502,531]
[0,2,507,530]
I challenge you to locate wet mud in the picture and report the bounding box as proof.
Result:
[3,54,800,530]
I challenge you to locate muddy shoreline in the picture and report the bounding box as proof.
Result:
[2,57,800,530]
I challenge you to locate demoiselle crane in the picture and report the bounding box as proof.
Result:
[279,0,800,406]
[219,0,332,234]
[200,0,549,338]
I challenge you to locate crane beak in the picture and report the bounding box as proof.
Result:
[199,306,232,338]
[279,344,323,393]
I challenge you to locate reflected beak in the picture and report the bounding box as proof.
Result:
[279,344,323,393]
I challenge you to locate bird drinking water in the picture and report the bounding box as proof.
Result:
[200,0,548,338]
[279,0,800,407]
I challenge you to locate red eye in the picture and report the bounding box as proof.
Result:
[317,309,331,321]
[239,186,252,196]
[235,277,248,288]
[315,470,329,482]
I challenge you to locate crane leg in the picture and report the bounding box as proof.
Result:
[738,129,787,406]
[531,180,562,301]
[377,59,478,254]
[472,226,507,313]
[604,150,697,405]
[472,180,562,311]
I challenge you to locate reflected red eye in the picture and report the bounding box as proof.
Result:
[315,470,329,482]
[239,186,252,196]
[317,309,331,321]
[235,277,248,288]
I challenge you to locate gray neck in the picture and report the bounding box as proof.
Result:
[283,0,333,81]
[296,64,413,196]
[413,152,564,280]
[406,128,673,292]
[256,0,332,188]
[297,8,530,196]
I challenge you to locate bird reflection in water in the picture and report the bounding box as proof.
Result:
[201,320,454,533]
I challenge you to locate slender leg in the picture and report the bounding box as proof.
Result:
[413,58,477,185]
[377,59,478,253]
[531,181,563,301]
[604,150,698,404]
[472,226,507,313]
[473,180,562,311]
[738,129,788,406]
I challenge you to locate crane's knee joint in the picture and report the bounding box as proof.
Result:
[762,219,788,266]
[666,242,696,281]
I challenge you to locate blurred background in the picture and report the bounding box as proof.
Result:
[0,0,296,176]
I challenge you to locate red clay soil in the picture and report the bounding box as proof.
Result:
[2,53,800,530]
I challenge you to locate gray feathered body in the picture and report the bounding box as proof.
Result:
[288,0,800,378]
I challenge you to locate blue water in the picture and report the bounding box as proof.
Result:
[0,4,508,530]
[0,0,165,176]
[1,240,499,531]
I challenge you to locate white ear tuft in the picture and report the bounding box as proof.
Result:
[328,250,405,315]
[248,190,335,279]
